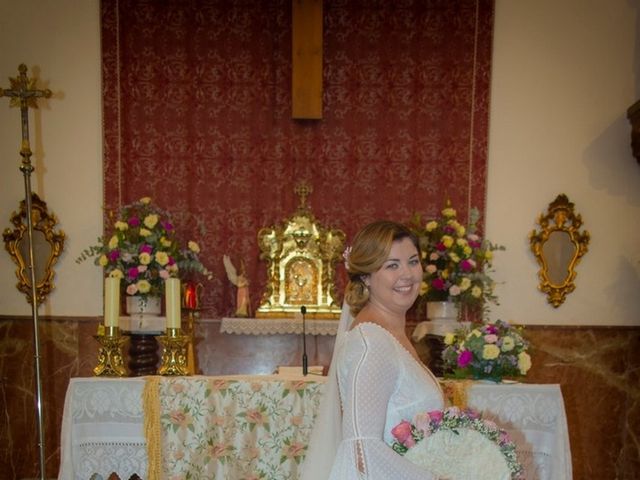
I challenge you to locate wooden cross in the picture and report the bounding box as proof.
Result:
[292,0,323,119]
[0,63,52,170]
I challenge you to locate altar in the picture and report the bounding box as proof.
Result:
[58,376,572,480]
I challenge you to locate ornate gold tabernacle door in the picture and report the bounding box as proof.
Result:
[256,184,345,319]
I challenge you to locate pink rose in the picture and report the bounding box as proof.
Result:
[484,334,498,343]
[457,350,473,368]
[427,410,443,423]
[391,420,415,447]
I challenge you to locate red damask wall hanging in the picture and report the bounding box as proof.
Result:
[101,0,494,318]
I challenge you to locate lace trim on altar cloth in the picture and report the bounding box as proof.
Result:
[220,317,339,335]
[75,442,147,480]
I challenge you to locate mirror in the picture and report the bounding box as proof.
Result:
[529,194,590,307]
[3,193,65,305]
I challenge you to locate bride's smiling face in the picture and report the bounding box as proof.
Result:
[365,237,423,313]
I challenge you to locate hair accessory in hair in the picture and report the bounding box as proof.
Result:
[342,246,352,270]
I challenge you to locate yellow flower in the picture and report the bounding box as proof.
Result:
[456,238,468,247]
[155,251,169,266]
[114,221,128,231]
[442,235,454,248]
[161,237,172,248]
[444,333,455,345]
[485,250,493,260]
[143,214,159,229]
[108,235,119,249]
[471,329,482,337]
[140,197,151,204]
[518,351,532,374]
[459,277,471,291]
[457,225,466,236]
[98,255,108,266]
[137,279,151,293]
[139,228,152,237]
[426,220,438,232]
[139,252,152,265]
[471,286,482,298]
[188,241,200,253]
[109,269,124,279]
[449,252,460,263]
[420,281,429,296]
[482,344,500,360]
[441,269,449,279]
[501,336,515,351]
[442,207,456,218]
[463,245,472,256]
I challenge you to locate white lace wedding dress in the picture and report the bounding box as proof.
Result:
[328,322,445,479]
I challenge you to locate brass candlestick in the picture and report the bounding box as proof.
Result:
[93,326,127,377]
[157,327,189,376]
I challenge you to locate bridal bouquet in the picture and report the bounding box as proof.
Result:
[442,319,531,382]
[391,407,524,480]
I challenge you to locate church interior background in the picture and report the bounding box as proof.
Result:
[0,0,639,478]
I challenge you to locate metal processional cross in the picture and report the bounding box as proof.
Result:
[0,63,52,480]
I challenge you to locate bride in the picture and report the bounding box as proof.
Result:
[302,220,445,479]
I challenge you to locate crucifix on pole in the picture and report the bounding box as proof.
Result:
[1,63,52,480]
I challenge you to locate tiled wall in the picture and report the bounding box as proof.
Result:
[1,316,638,479]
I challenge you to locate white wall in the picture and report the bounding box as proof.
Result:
[486,0,640,325]
[1,0,638,325]
[0,0,104,316]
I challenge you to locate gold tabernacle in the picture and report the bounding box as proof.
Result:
[256,182,345,319]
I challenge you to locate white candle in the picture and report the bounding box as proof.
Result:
[165,277,181,329]
[104,277,120,327]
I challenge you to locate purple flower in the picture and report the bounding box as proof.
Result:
[484,324,498,334]
[128,216,140,227]
[162,221,173,231]
[460,259,474,272]
[108,250,120,262]
[168,256,176,266]
[457,350,473,368]
[431,278,446,290]
[139,244,153,254]
[436,242,447,251]
[127,267,139,279]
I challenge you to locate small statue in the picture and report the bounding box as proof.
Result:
[223,255,251,317]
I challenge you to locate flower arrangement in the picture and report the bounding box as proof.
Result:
[391,407,524,480]
[442,319,531,382]
[77,197,212,299]
[410,202,504,316]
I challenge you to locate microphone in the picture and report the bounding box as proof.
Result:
[301,305,308,376]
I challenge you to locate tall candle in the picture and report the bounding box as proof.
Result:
[104,277,120,327]
[165,277,181,329]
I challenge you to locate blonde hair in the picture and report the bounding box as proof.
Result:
[344,220,420,316]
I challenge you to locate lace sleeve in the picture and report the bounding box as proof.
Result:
[332,325,438,479]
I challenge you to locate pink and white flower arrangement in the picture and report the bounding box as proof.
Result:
[442,319,531,382]
[410,202,504,315]
[391,407,524,480]
[78,197,211,299]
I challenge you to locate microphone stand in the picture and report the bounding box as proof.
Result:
[300,305,308,376]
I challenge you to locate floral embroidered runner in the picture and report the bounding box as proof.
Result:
[148,375,324,479]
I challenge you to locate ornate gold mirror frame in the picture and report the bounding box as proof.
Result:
[3,193,65,305]
[529,194,589,307]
